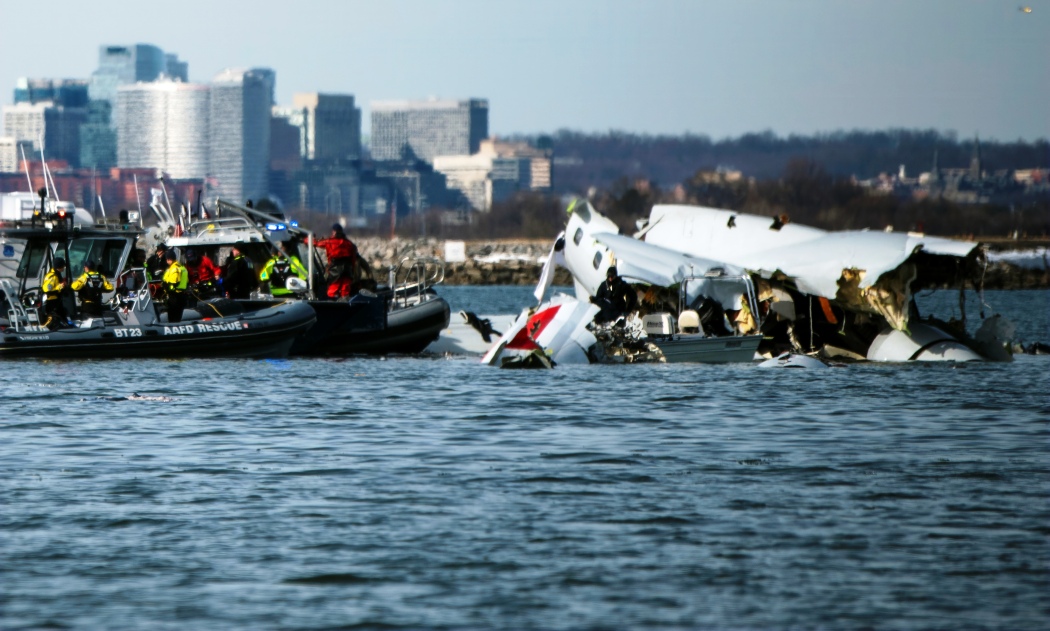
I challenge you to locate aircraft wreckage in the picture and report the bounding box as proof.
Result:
[483,201,1014,368]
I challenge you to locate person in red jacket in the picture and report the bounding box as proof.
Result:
[184,249,222,299]
[313,223,358,298]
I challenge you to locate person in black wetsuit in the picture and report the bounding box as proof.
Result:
[591,266,637,324]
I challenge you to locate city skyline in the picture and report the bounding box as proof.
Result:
[0,0,1046,142]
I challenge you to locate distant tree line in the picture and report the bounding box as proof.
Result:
[515,129,1049,194]
[322,129,1049,241]
[403,157,1047,240]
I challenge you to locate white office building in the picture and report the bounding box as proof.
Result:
[116,80,210,179]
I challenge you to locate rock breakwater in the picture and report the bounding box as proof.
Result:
[355,238,571,286]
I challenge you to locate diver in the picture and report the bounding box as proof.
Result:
[41,256,70,329]
[71,260,114,318]
[162,250,189,323]
[259,241,309,298]
[591,266,638,324]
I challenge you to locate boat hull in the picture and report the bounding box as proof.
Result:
[0,302,316,360]
[240,293,450,356]
[650,334,762,363]
[306,295,451,355]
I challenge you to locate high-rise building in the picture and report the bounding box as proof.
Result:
[116,80,210,179]
[2,101,87,167]
[289,93,362,162]
[2,102,46,154]
[0,136,20,173]
[79,101,117,169]
[90,44,168,104]
[165,54,189,82]
[14,78,90,108]
[208,68,274,203]
[370,99,488,163]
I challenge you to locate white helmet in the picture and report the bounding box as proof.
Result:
[285,277,308,292]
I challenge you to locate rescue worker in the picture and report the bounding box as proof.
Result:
[41,256,70,329]
[259,241,309,298]
[71,260,114,318]
[162,250,189,323]
[591,266,638,324]
[311,223,358,299]
[221,244,256,299]
[185,248,221,300]
[145,243,169,280]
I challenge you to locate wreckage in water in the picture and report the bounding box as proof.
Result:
[483,200,1014,367]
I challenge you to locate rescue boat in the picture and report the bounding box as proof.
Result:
[0,218,316,359]
[163,199,449,356]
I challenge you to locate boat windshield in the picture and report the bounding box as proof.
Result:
[16,242,48,279]
[66,238,128,277]
[15,237,128,280]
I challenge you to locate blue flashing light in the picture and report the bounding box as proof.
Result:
[265,223,287,231]
[290,220,299,228]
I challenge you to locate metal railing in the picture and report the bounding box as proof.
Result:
[0,278,42,332]
[388,257,445,309]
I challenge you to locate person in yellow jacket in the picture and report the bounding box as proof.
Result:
[162,250,189,323]
[41,257,70,329]
[259,241,309,297]
[70,260,114,318]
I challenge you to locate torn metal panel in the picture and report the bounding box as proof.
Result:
[482,294,598,367]
[643,204,981,330]
[564,201,749,312]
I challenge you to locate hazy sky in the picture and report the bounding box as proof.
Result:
[1,0,1046,140]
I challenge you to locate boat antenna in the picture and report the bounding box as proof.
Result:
[19,144,33,194]
[133,173,142,216]
[159,178,176,226]
[97,195,106,219]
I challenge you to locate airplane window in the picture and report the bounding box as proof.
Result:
[573,228,583,246]
[592,251,602,269]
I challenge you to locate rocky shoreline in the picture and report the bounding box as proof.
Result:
[353,237,1049,289]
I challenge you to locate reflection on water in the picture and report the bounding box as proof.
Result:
[1,288,1047,630]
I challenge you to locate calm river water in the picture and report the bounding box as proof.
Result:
[1,288,1047,630]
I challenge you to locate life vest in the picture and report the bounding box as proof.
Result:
[163,262,189,291]
[270,258,291,287]
[42,269,65,300]
[78,272,106,304]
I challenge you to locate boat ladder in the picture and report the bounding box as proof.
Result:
[0,278,45,332]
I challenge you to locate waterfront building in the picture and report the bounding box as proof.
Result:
[370,99,488,163]
[208,68,274,204]
[432,153,529,211]
[116,80,210,179]
[478,138,553,190]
